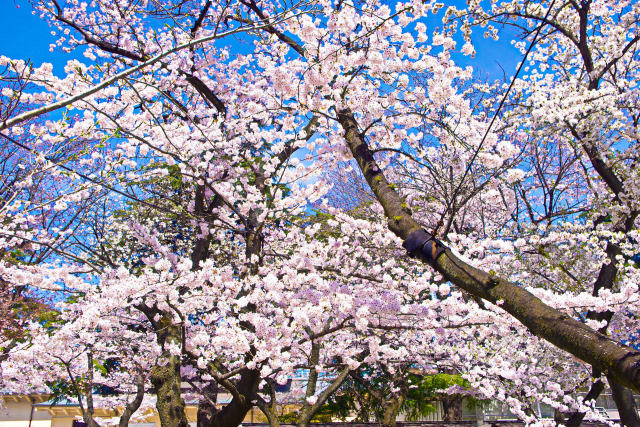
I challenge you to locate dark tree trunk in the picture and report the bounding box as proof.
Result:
[139,307,190,427]
[554,409,565,425]
[197,382,219,427]
[203,368,261,427]
[608,375,640,427]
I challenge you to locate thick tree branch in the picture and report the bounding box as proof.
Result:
[336,107,640,393]
[191,1,213,36]
[236,0,306,56]
[566,123,624,196]
[51,0,146,62]
[298,365,351,426]
[184,74,227,116]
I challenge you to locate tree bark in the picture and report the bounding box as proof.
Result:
[608,374,640,427]
[296,367,351,427]
[196,381,218,427]
[150,324,190,427]
[139,307,190,427]
[257,381,281,427]
[262,406,281,427]
[441,396,463,422]
[200,214,263,427]
[566,242,624,426]
[379,396,403,427]
[297,341,321,427]
[336,108,640,392]
[204,368,261,427]
[80,351,101,427]
[119,372,146,427]
[150,354,190,427]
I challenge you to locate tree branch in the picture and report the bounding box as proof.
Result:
[336,107,640,393]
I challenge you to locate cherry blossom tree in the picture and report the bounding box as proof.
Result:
[437,0,640,424]
[0,0,639,426]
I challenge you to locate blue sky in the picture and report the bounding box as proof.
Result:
[0,0,74,72]
[1,0,523,80]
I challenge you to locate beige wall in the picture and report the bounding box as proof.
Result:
[0,397,52,427]
[1,396,262,427]
[48,418,73,427]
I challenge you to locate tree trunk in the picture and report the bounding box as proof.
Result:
[205,368,261,427]
[554,409,566,425]
[140,308,190,427]
[565,374,605,427]
[608,375,640,427]
[379,397,402,427]
[261,404,280,427]
[441,396,463,422]
[119,372,146,427]
[355,395,370,422]
[150,351,189,427]
[197,382,218,427]
[296,341,321,427]
[256,378,281,427]
[296,366,351,427]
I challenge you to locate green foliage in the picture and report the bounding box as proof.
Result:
[45,378,83,406]
[310,406,338,423]
[321,389,370,422]
[278,407,334,424]
[37,308,64,333]
[277,411,298,423]
[402,373,470,421]
[420,373,469,390]
[320,368,472,422]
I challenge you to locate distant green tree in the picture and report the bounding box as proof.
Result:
[322,365,472,426]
